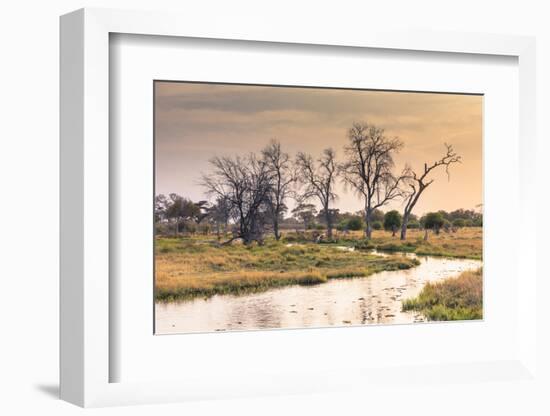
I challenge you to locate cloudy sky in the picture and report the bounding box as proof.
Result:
[155,81,482,216]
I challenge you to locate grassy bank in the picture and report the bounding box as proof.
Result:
[305,228,482,260]
[370,228,482,259]
[402,268,483,321]
[155,237,419,301]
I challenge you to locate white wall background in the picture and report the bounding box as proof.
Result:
[0,1,548,415]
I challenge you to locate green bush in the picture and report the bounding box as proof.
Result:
[372,221,383,230]
[407,220,420,229]
[383,210,402,234]
[452,218,465,228]
[423,212,445,233]
[337,216,364,231]
[347,216,364,231]
[336,221,346,231]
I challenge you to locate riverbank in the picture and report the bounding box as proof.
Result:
[155,237,419,301]
[156,254,482,333]
[402,268,483,320]
[338,228,482,260]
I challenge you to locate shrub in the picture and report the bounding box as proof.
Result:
[372,221,383,230]
[353,239,376,250]
[452,218,465,228]
[383,210,402,235]
[155,222,171,235]
[337,216,364,231]
[199,223,212,234]
[183,221,197,234]
[283,234,298,243]
[407,220,420,229]
[347,216,364,231]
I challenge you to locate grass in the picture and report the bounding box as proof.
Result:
[402,268,483,321]
[311,228,482,260]
[155,237,420,301]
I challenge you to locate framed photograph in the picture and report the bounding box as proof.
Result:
[60,8,538,407]
[153,81,482,335]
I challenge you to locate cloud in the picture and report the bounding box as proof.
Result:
[155,81,482,215]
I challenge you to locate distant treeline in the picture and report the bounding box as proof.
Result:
[156,121,478,244]
[155,197,481,238]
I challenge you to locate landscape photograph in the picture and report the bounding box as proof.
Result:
[154,81,483,334]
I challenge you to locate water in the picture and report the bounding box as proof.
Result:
[155,252,482,334]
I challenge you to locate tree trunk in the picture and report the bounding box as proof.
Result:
[174,219,179,237]
[273,218,280,240]
[365,208,373,239]
[424,229,428,241]
[400,213,410,240]
[392,226,396,237]
[325,207,333,239]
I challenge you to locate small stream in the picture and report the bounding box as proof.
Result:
[155,251,481,334]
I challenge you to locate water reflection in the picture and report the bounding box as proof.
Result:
[155,253,481,334]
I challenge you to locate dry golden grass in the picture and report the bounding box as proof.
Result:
[402,268,483,320]
[155,237,419,301]
[328,227,482,260]
[155,227,482,301]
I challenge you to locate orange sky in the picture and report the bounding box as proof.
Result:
[155,81,482,216]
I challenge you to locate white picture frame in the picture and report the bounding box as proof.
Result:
[60,7,538,407]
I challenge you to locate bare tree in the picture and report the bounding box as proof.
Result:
[296,148,338,239]
[261,140,296,240]
[400,143,461,240]
[201,153,272,245]
[340,122,406,239]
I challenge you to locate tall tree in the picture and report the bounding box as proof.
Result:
[291,202,318,230]
[206,196,232,239]
[154,194,168,223]
[201,153,272,245]
[422,212,445,239]
[383,210,402,237]
[164,194,202,236]
[261,140,296,240]
[340,122,405,239]
[296,148,338,239]
[400,144,461,240]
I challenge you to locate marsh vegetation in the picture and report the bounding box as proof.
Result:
[402,268,483,321]
[155,233,420,301]
[155,228,482,303]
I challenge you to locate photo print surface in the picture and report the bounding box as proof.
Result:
[154,81,483,334]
